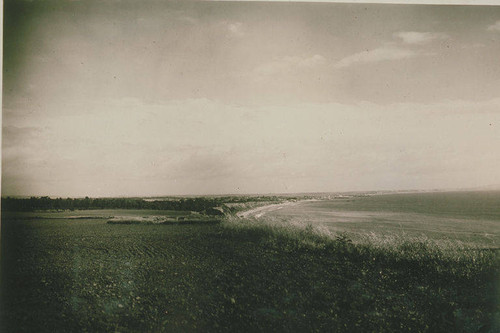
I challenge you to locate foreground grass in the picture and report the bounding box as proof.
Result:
[219,218,500,332]
[1,216,499,332]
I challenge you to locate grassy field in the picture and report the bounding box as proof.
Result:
[1,209,499,332]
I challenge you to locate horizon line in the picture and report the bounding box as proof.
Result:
[2,187,499,199]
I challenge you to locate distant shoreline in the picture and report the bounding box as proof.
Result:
[236,199,318,219]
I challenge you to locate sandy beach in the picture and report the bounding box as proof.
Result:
[236,199,316,219]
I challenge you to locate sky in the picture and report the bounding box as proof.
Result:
[2,0,500,197]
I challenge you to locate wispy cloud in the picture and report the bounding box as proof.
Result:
[336,30,447,69]
[223,21,245,38]
[394,31,448,45]
[178,16,198,25]
[5,97,499,196]
[487,20,500,31]
[335,46,417,68]
[254,54,326,76]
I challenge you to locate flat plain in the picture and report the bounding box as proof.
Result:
[1,192,499,332]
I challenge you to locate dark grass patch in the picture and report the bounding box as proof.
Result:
[211,221,500,332]
[107,220,221,225]
[1,216,499,332]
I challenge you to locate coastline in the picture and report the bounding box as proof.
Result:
[236,199,317,219]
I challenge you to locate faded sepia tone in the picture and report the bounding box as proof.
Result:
[2,1,500,332]
[3,1,500,197]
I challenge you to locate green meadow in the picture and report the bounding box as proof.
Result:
[1,192,499,332]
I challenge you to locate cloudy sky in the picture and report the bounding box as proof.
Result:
[3,0,500,197]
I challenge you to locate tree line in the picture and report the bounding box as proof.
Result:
[1,195,284,213]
